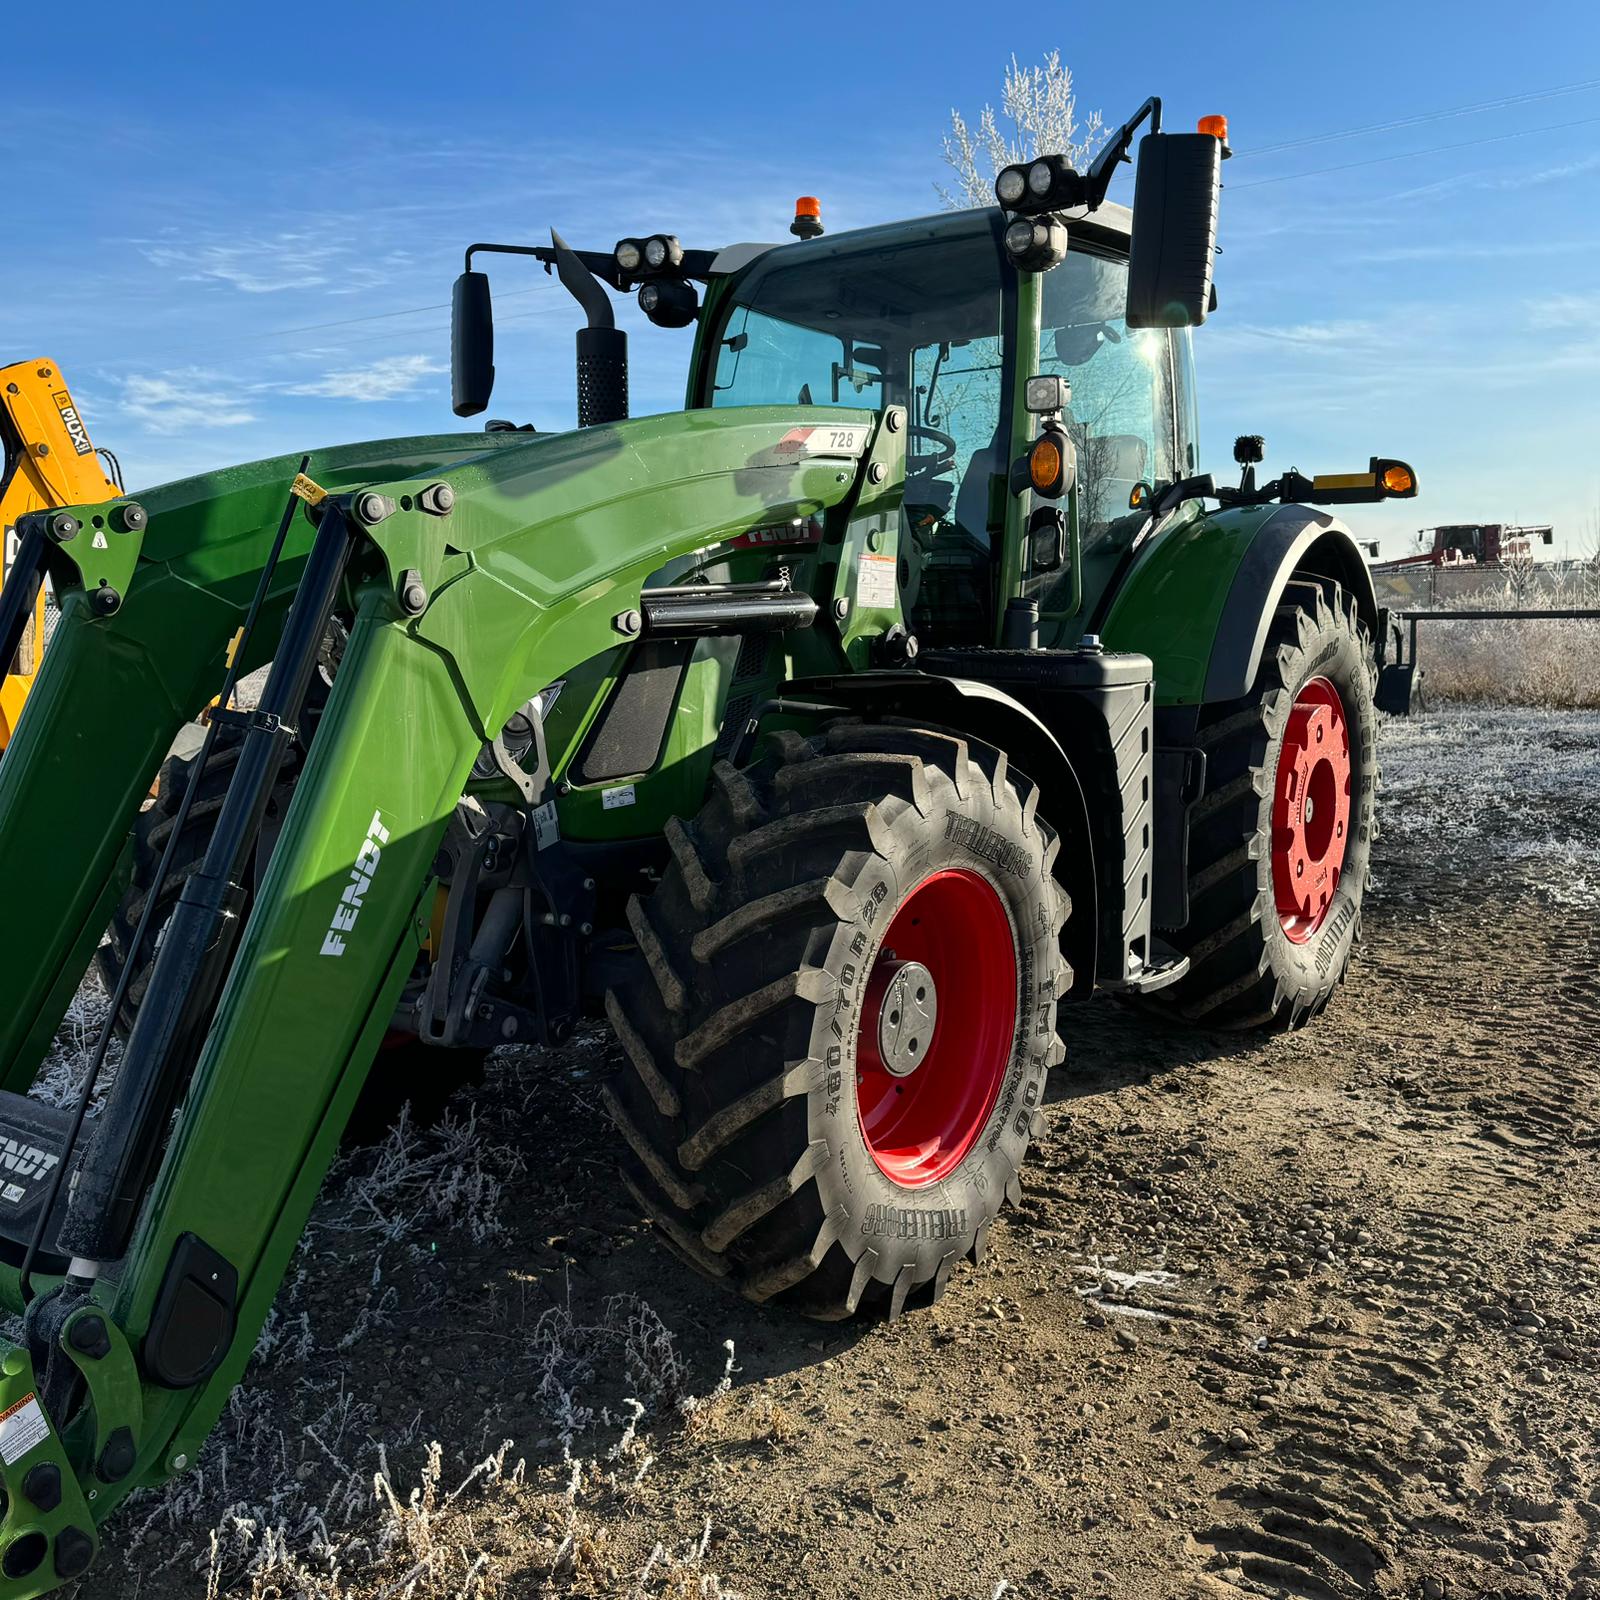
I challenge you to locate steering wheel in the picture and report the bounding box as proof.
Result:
[908,422,958,476]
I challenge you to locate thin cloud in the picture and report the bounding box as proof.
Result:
[137,234,412,296]
[287,354,444,401]
[140,235,330,294]
[1221,319,1383,348]
[116,370,259,433]
[1527,293,1600,331]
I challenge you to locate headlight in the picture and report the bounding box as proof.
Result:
[1027,159,1054,197]
[615,239,643,274]
[470,682,565,783]
[995,165,1028,206]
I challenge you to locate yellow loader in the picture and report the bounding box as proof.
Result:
[0,361,120,746]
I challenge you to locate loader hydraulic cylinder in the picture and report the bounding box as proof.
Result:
[57,504,357,1266]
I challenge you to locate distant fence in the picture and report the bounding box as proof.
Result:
[1372,563,1599,611]
[1381,605,1600,713]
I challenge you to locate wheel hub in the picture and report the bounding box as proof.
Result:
[1271,676,1352,944]
[870,960,938,1078]
[855,869,1017,1188]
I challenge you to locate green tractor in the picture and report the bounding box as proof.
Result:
[0,97,1414,1591]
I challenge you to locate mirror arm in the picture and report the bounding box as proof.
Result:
[1086,96,1162,207]
[465,240,719,289]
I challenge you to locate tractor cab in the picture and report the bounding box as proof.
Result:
[692,204,1196,646]
[453,96,1221,653]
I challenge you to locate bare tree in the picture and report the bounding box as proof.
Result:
[939,51,1103,209]
[1583,492,1600,605]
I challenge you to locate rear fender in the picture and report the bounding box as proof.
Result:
[791,672,1099,998]
[1103,502,1379,705]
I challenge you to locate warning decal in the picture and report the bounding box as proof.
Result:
[0,1392,50,1465]
[856,553,898,611]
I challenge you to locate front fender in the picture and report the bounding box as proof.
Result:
[792,670,1100,998]
[1102,502,1379,705]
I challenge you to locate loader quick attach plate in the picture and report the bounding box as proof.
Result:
[0,1096,85,1275]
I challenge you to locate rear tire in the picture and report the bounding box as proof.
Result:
[1151,580,1377,1030]
[604,722,1070,1320]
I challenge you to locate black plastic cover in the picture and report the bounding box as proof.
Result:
[143,1233,238,1389]
[572,639,695,785]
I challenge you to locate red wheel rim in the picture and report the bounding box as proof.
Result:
[1271,676,1352,944]
[855,869,1017,1187]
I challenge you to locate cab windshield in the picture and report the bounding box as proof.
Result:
[706,218,1010,644]
[704,217,1189,640]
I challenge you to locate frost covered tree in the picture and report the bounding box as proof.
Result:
[938,50,1103,210]
[1583,496,1600,604]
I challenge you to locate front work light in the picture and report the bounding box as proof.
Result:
[1024,374,1069,414]
[643,234,683,271]
[615,238,644,274]
[996,155,1084,215]
[639,277,700,328]
[995,165,1028,206]
[1003,216,1068,274]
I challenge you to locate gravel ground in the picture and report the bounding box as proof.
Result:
[63,705,1600,1600]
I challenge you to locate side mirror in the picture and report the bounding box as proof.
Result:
[452,270,495,417]
[1125,132,1221,329]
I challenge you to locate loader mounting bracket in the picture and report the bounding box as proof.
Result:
[0,1345,98,1591]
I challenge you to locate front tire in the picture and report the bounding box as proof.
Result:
[97,727,483,1132]
[1153,580,1378,1030]
[604,722,1069,1320]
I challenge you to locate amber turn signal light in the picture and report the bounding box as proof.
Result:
[1030,435,1063,495]
[1382,462,1415,495]
[1028,430,1071,498]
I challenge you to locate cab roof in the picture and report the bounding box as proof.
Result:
[708,200,1134,279]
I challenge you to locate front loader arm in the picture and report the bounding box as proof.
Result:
[0,433,538,1092]
[0,405,885,1595]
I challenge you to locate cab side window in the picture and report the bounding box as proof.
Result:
[1039,251,1177,542]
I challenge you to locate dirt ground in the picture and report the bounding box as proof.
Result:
[75,705,1600,1600]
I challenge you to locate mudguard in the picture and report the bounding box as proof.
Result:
[791,670,1102,998]
[1101,501,1379,706]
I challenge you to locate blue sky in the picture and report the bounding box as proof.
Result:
[5,2,1598,556]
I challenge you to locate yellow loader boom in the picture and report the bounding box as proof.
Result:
[0,360,120,746]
